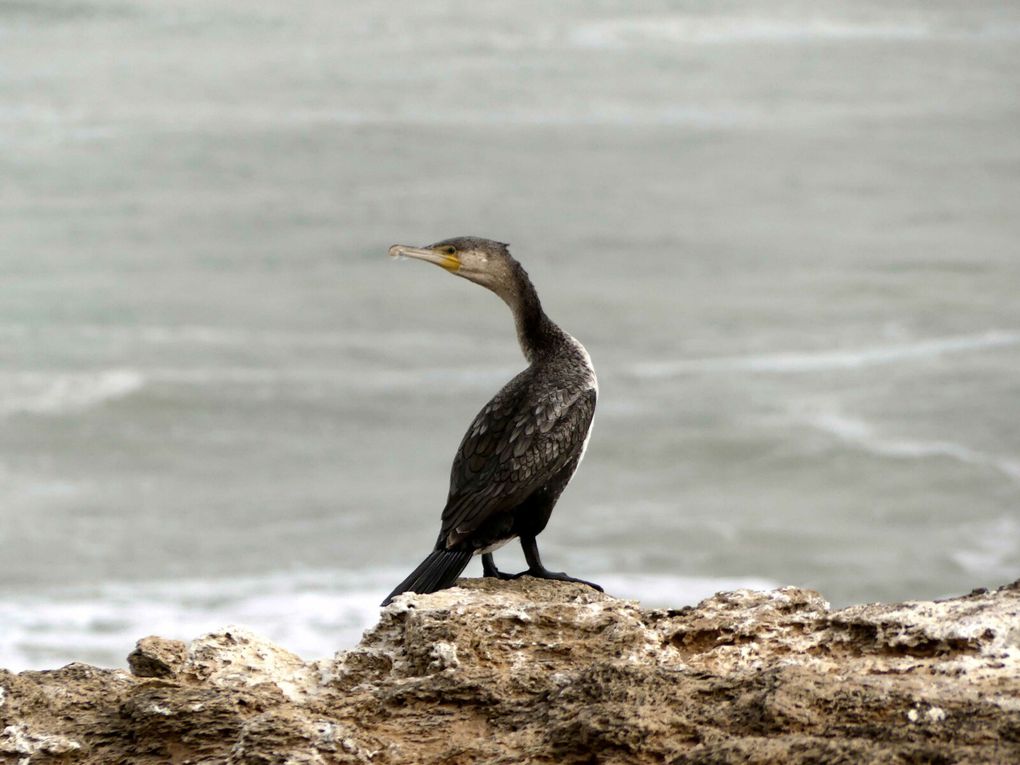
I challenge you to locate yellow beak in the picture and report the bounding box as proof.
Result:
[388,244,461,272]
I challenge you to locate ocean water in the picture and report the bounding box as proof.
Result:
[1,0,1018,670]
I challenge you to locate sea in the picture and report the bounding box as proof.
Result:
[1,0,1018,670]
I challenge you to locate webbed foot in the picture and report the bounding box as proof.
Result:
[510,567,603,593]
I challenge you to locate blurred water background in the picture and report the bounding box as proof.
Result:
[1,0,1018,670]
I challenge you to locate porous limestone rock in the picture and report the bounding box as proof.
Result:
[127,636,188,679]
[1,578,1018,764]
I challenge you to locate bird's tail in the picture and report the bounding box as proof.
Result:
[381,549,473,606]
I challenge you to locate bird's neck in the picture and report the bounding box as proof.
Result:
[500,263,565,363]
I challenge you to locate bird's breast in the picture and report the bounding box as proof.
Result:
[565,334,598,395]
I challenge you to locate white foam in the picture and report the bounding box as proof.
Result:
[0,322,442,350]
[0,369,144,417]
[569,16,933,49]
[0,362,511,405]
[633,331,1020,377]
[147,365,513,392]
[120,325,442,350]
[595,573,778,608]
[951,517,1020,580]
[0,569,777,671]
[0,570,390,672]
[0,100,754,131]
[804,409,1020,484]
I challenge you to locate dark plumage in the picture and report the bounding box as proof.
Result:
[382,237,601,606]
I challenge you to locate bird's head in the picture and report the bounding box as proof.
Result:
[388,237,518,297]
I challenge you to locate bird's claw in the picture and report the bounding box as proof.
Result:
[484,570,516,581]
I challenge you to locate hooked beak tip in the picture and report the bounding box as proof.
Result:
[387,244,460,272]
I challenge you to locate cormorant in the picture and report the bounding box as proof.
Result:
[381,236,602,606]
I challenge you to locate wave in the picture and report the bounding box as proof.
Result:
[632,330,1020,378]
[569,16,934,48]
[0,569,387,672]
[0,369,144,417]
[593,573,778,607]
[0,569,777,671]
[566,14,1004,50]
[4,331,1015,416]
[0,102,754,134]
[951,516,1020,580]
[0,322,442,350]
[805,409,1020,484]
[147,364,515,391]
[0,362,515,418]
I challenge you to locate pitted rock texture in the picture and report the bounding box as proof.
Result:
[2,578,1019,764]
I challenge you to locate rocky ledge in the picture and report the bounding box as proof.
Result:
[2,579,1019,764]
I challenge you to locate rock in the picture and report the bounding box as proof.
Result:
[127,636,187,678]
[1,578,1018,764]
[0,723,81,759]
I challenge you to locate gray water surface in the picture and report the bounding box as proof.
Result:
[1,0,1018,669]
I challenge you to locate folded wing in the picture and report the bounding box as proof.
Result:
[439,370,596,549]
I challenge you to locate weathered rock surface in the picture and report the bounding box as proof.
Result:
[2,578,1019,764]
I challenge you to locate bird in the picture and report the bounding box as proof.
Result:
[381,236,602,606]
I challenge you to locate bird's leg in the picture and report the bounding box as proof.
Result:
[511,536,603,592]
[482,552,514,580]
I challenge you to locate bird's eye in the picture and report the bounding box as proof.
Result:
[442,245,456,255]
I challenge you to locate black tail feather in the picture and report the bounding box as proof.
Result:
[381,549,473,606]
